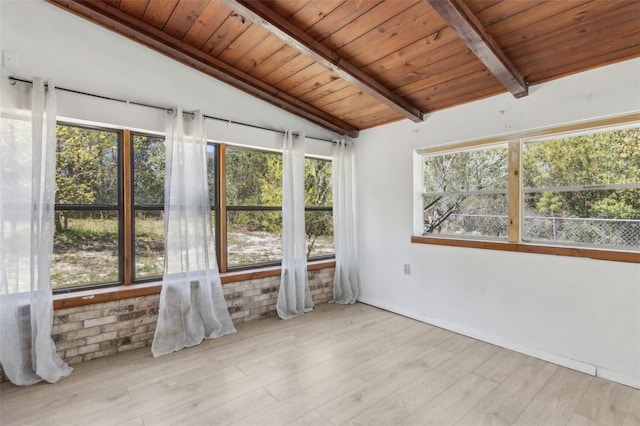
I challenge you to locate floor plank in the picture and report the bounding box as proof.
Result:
[1,303,638,426]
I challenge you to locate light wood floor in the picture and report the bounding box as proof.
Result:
[1,303,638,426]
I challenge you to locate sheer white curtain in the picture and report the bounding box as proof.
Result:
[151,108,235,357]
[0,78,73,385]
[277,131,313,319]
[332,139,359,304]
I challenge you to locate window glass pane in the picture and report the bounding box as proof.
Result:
[52,210,119,289]
[305,158,332,207]
[56,125,119,205]
[523,127,640,188]
[226,146,282,206]
[133,134,165,206]
[134,210,164,279]
[423,146,508,193]
[423,194,508,238]
[523,190,640,249]
[523,127,640,249]
[207,144,216,206]
[306,210,334,257]
[227,211,282,267]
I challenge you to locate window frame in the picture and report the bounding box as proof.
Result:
[53,122,124,291]
[52,125,335,293]
[222,145,335,271]
[413,113,640,264]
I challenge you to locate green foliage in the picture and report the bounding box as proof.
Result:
[225,147,333,257]
[133,134,165,205]
[56,125,118,205]
[55,125,119,231]
[423,146,508,234]
[523,127,640,219]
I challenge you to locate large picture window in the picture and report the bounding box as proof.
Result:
[417,120,640,259]
[52,124,334,291]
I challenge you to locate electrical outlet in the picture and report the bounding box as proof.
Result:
[3,51,18,69]
[403,264,410,275]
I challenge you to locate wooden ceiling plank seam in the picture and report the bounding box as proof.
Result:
[248,45,305,79]
[298,77,353,104]
[320,87,379,113]
[323,0,421,53]
[204,11,253,57]
[463,0,502,15]
[362,30,467,91]
[397,56,490,98]
[403,67,502,103]
[342,101,404,122]
[275,63,336,93]
[288,73,342,99]
[141,0,178,30]
[218,24,272,65]
[220,0,425,122]
[427,0,528,98]
[474,0,544,29]
[525,43,640,85]
[261,0,314,21]
[506,2,639,62]
[161,0,210,41]
[334,3,446,68]
[411,74,505,111]
[231,33,287,72]
[261,54,316,86]
[304,0,385,43]
[515,26,640,82]
[182,2,232,49]
[285,66,341,97]
[284,0,346,33]
[313,86,363,110]
[484,0,597,50]
[118,0,150,20]
[46,0,359,137]
[361,25,457,76]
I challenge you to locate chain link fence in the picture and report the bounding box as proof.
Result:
[428,214,640,248]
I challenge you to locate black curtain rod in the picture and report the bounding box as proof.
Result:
[8,76,337,144]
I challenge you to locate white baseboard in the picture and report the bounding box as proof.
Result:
[597,367,640,389]
[357,297,639,389]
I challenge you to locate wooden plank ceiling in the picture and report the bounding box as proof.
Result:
[47,0,640,137]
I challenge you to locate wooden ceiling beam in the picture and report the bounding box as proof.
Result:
[427,0,528,98]
[220,0,425,123]
[45,0,359,137]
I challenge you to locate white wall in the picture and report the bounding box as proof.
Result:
[356,58,640,388]
[0,0,337,157]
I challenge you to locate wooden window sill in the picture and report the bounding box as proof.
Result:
[53,260,336,310]
[411,236,639,263]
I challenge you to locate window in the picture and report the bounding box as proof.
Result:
[52,124,334,291]
[225,146,283,269]
[423,145,508,239]
[132,133,165,280]
[304,158,334,258]
[224,147,334,269]
[522,126,640,249]
[52,124,121,289]
[417,120,639,259]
